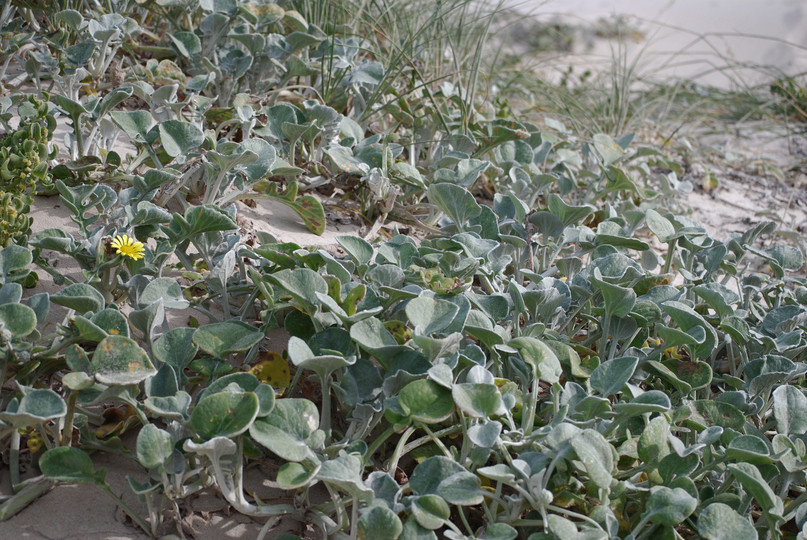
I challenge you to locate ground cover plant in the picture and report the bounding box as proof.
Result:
[1,0,807,539]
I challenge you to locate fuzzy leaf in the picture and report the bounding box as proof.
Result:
[359,505,403,540]
[0,303,37,337]
[590,356,638,396]
[51,283,105,314]
[427,183,482,232]
[91,335,157,385]
[773,385,807,436]
[192,320,263,358]
[250,398,320,462]
[136,424,174,469]
[158,120,203,157]
[40,447,98,484]
[643,486,697,526]
[570,429,614,491]
[190,391,259,440]
[697,503,758,540]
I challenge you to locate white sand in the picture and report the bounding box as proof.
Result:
[510,0,807,87]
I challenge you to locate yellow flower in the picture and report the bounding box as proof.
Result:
[111,234,145,261]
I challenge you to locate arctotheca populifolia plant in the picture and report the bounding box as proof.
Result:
[0,1,805,539]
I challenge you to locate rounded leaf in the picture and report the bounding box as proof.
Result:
[467,420,503,448]
[727,462,778,512]
[590,356,638,396]
[645,208,676,243]
[427,183,482,232]
[644,486,697,526]
[452,383,504,418]
[398,379,454,424]
[192,320,263,357]
[51,283,105,314]
[136,424,174,469]
[613,390,671,416]
[437,471,483,506]
[638,416,670,465]
[240,137,276,180]
[158,120,203,157]
[411,495,450,530]
[276,461,320,490]
[509,337,562,384]
[39,447,96,483]
[726,435,772,464]
[596,278,636,318]
[405,296,459,336]
[190,391,259,440]
[0,303,37,337]
[317,454,373,502]
[266,267,328,309]
[484,523,518,540]
[91,335,157,385]
[140,277,189,309]
[153,327,197,370]
[0,389,67,427]
[697,503,758,540]
[111,110,154,140]
[91,308,130,338]
[688,400,745,430]
[62,371,94,391]
[337,236,374,267]
[410,456,465,496]
[144,391,192,421]
[0,243,33,278]
[359,505,403,540]
[249,398,320,462]
[570,429,615,491]
[773,385,807,436]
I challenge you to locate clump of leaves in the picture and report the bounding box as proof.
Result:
[4,0,807,539]
[0,94,56,246]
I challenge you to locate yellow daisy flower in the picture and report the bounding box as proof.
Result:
[111,234,145,261]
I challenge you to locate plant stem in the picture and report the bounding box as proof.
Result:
[663,238,677,275]
[61,391,78,446]
[599,314,611,363]
[783,488,807,519]
[318,371,334,435]
[349,495,359,539]
[547,504,606,530]
[400,425,464,456]
[365,425,395,460]
[0,477,52,520]
[10,429,21,491]
[0,355,7,394]
[146,143,163,170]
[417,422,452,458]
[386,425,416,473]
[100,483,153,536]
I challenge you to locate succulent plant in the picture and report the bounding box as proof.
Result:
[0,192,31,248]
[0,94,56,246]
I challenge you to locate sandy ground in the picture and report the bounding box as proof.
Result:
[0,433,305,539]
[676,125,807,240]
[510,0,807,88]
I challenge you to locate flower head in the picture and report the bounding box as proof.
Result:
[111,234,145,261]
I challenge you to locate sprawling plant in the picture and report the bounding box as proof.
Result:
[1,0,806,539]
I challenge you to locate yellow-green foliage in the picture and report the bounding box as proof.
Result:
[0,192,31,248]
[0,94,56,246]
